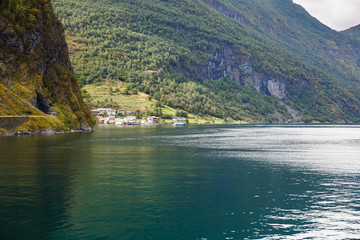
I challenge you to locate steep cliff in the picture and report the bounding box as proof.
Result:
[198,44,291,99]
[0,0,93,134]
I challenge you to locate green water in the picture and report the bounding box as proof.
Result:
[1,125,360,240]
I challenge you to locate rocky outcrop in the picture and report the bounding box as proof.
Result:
[204,0,250,26]
[0,0,93,133]
[204,0,283,37]
[200,45,289,99]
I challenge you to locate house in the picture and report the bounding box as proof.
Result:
[148,116,159,124]
[115,118,125,125]
[117,109,126,115]
[93,108,117,116]
[141,116,160,125]
[141,117,148,125]
[97,115,105,124]
[124,116,139,125]
[108,116,116,124]
[91,109,100,115]
[125,110,140,115]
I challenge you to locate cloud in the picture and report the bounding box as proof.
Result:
[293,0,360,31]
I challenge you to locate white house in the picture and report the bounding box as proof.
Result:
[124,116,139,125]
[92,108,117,116]
[141,116,160,126]
[107,116,116,124]
[90,109,100,115]
[117,109,126,115]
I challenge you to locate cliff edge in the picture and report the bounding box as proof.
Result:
[0,0,93,134]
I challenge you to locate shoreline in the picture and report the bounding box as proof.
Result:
[0,127,93,137]
[2,122,359,137]
[96,122,360,127]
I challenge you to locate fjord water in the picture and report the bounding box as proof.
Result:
[1,126,360,240]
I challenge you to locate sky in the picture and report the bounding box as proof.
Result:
[293,0,360,31]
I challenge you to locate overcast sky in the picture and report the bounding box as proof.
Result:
[293,0,360,31]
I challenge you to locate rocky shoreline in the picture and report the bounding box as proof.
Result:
[0,126,93,136]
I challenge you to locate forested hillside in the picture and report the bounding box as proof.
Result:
[53,0,360,122]
[343,25,360,41]
[0,0,93,133]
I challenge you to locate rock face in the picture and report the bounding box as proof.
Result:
[200,45,289,99]
[0,0,93,133]
[205,0,249,26]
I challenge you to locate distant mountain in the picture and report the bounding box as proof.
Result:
[53,0,360,122]
[0,0,93,134]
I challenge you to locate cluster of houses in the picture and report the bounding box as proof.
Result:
[90,108,141,116]
[91,108,160,126]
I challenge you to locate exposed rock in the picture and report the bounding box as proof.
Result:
[0,1,93,134]
[201,45,289,99]
[204,0,284,37]
[204,0,250,26]
[279,101,302,120]
[1,127,93,136]
[24,29,42,53]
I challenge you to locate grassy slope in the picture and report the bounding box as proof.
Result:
[0,84,43,116]
[83,81,227,124]
[83,82,152,110]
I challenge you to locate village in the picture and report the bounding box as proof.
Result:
[90,108,187,126]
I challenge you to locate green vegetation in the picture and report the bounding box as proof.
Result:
[82,81,226,124]
[0,83,43,116]
[0,0,94,133]
[1,0,359,128]
[15,116,63,132]
[82,82,153,111]
[0,0,51,34]
[51,0,360,123]
[343,25,360,42]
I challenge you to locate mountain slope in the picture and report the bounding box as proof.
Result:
[0,0,94,133]
[343,25,360,40]
[343,25,360,69]
[53,0,360,122]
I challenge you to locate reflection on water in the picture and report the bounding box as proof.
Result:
[0,133,93,240]
[0,125,360,240]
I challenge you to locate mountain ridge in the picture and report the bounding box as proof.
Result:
[53,0,360,122]
[343,25,360,40]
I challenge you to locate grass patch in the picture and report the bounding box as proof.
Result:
[83,82,228,124]
[15,116,64,132]
[83,82,153,111]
